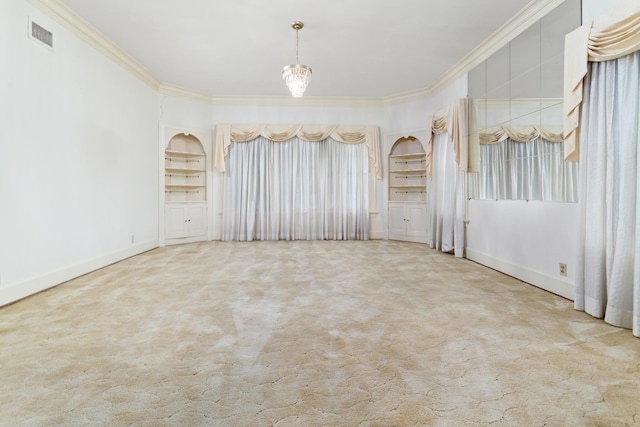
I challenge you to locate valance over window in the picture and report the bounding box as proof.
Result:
[479,125,564,145]
[563,0,640,161]
[214,124,382,179]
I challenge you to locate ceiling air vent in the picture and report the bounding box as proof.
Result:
[29,19,53,48]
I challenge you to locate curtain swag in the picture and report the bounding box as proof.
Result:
[564,0,640,161]
[426,98,479,176]
[479,125,564,145]
[214,124,382,179]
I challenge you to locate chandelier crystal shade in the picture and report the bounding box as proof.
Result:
[282,21,312,98]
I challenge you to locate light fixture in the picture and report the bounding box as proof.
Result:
[282,21,312,98]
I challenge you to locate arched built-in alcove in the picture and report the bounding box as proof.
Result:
[386,133,428,243]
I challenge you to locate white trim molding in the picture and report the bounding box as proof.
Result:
[158,83,214,104]
[27,0,567,106]
[0,240,159,307]
[26,0,161,90]
[385,0,568,105]
[466,247,575,301]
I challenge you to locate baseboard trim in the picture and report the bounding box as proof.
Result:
[465,248,574,301]
[0,240,159,307]
[165,235,208,246]
[370,230,385,240]
[387,235,427,244]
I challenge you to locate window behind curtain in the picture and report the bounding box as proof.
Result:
[468,138,579,202]
[222,136,369,241]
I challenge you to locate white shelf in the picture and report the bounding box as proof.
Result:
[389,168,427,175]
[165,150,205,158]
[165,184,205,189]
[389,185,426,190]
[388,136,427,203]
[165,134,207,203]
[389,152,427,160]
[165,167,206,173]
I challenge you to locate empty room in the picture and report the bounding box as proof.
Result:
[1,0,640,425]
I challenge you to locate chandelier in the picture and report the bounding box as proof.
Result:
[282,21,312,98]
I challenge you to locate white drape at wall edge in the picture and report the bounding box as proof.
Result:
[425,98,473,258]
[215,124,382,179]
[426,98,479,176]
[563,0,640,161]
[575,50,640,338]
[427,133,465,257]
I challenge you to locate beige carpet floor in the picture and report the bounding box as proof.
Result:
[1,240,639,426]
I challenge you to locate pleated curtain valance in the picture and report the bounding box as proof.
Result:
[563,0,640,161]
[479,125,564,145]
[427,98,479,176]
[214,124,382,179]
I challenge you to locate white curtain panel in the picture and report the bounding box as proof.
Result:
[575,50,640,337]
[223,136,369,241]
[427,133,465,257]
[563,0,640,161]
[477,138,579,201]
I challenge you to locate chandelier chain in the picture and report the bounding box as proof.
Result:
[296,28,299,64]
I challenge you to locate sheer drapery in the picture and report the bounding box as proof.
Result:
[564,0,640,161]
[223,136,369,241]
[425,99,474,257]
[427,133,465,257]
[575,50,640,337]
[473,137,578,201]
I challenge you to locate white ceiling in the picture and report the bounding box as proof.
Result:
[58,0,534,99]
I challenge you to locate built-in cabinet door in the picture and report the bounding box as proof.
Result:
[166,205,188,239]
[187,205,207,237]
[388,203,407,236]
[406,204,427,238]
[388,201,427,243]
[165,203,207,240]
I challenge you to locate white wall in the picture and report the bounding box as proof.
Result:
[385,76,468,134]
[0,0,159,305]
[582,0,626,22]
[466,201,577,299]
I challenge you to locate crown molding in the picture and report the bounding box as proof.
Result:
[382,87,434,106]
[383,0,568,105]
[426,0,567,98]
[210,95,385,108]
[27,0,565,106]
[26,0,161,90]
[158,83,213,104]
[159,82,385,108]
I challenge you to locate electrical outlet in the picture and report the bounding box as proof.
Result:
[559,262,567,276]
[131,235,135,244]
